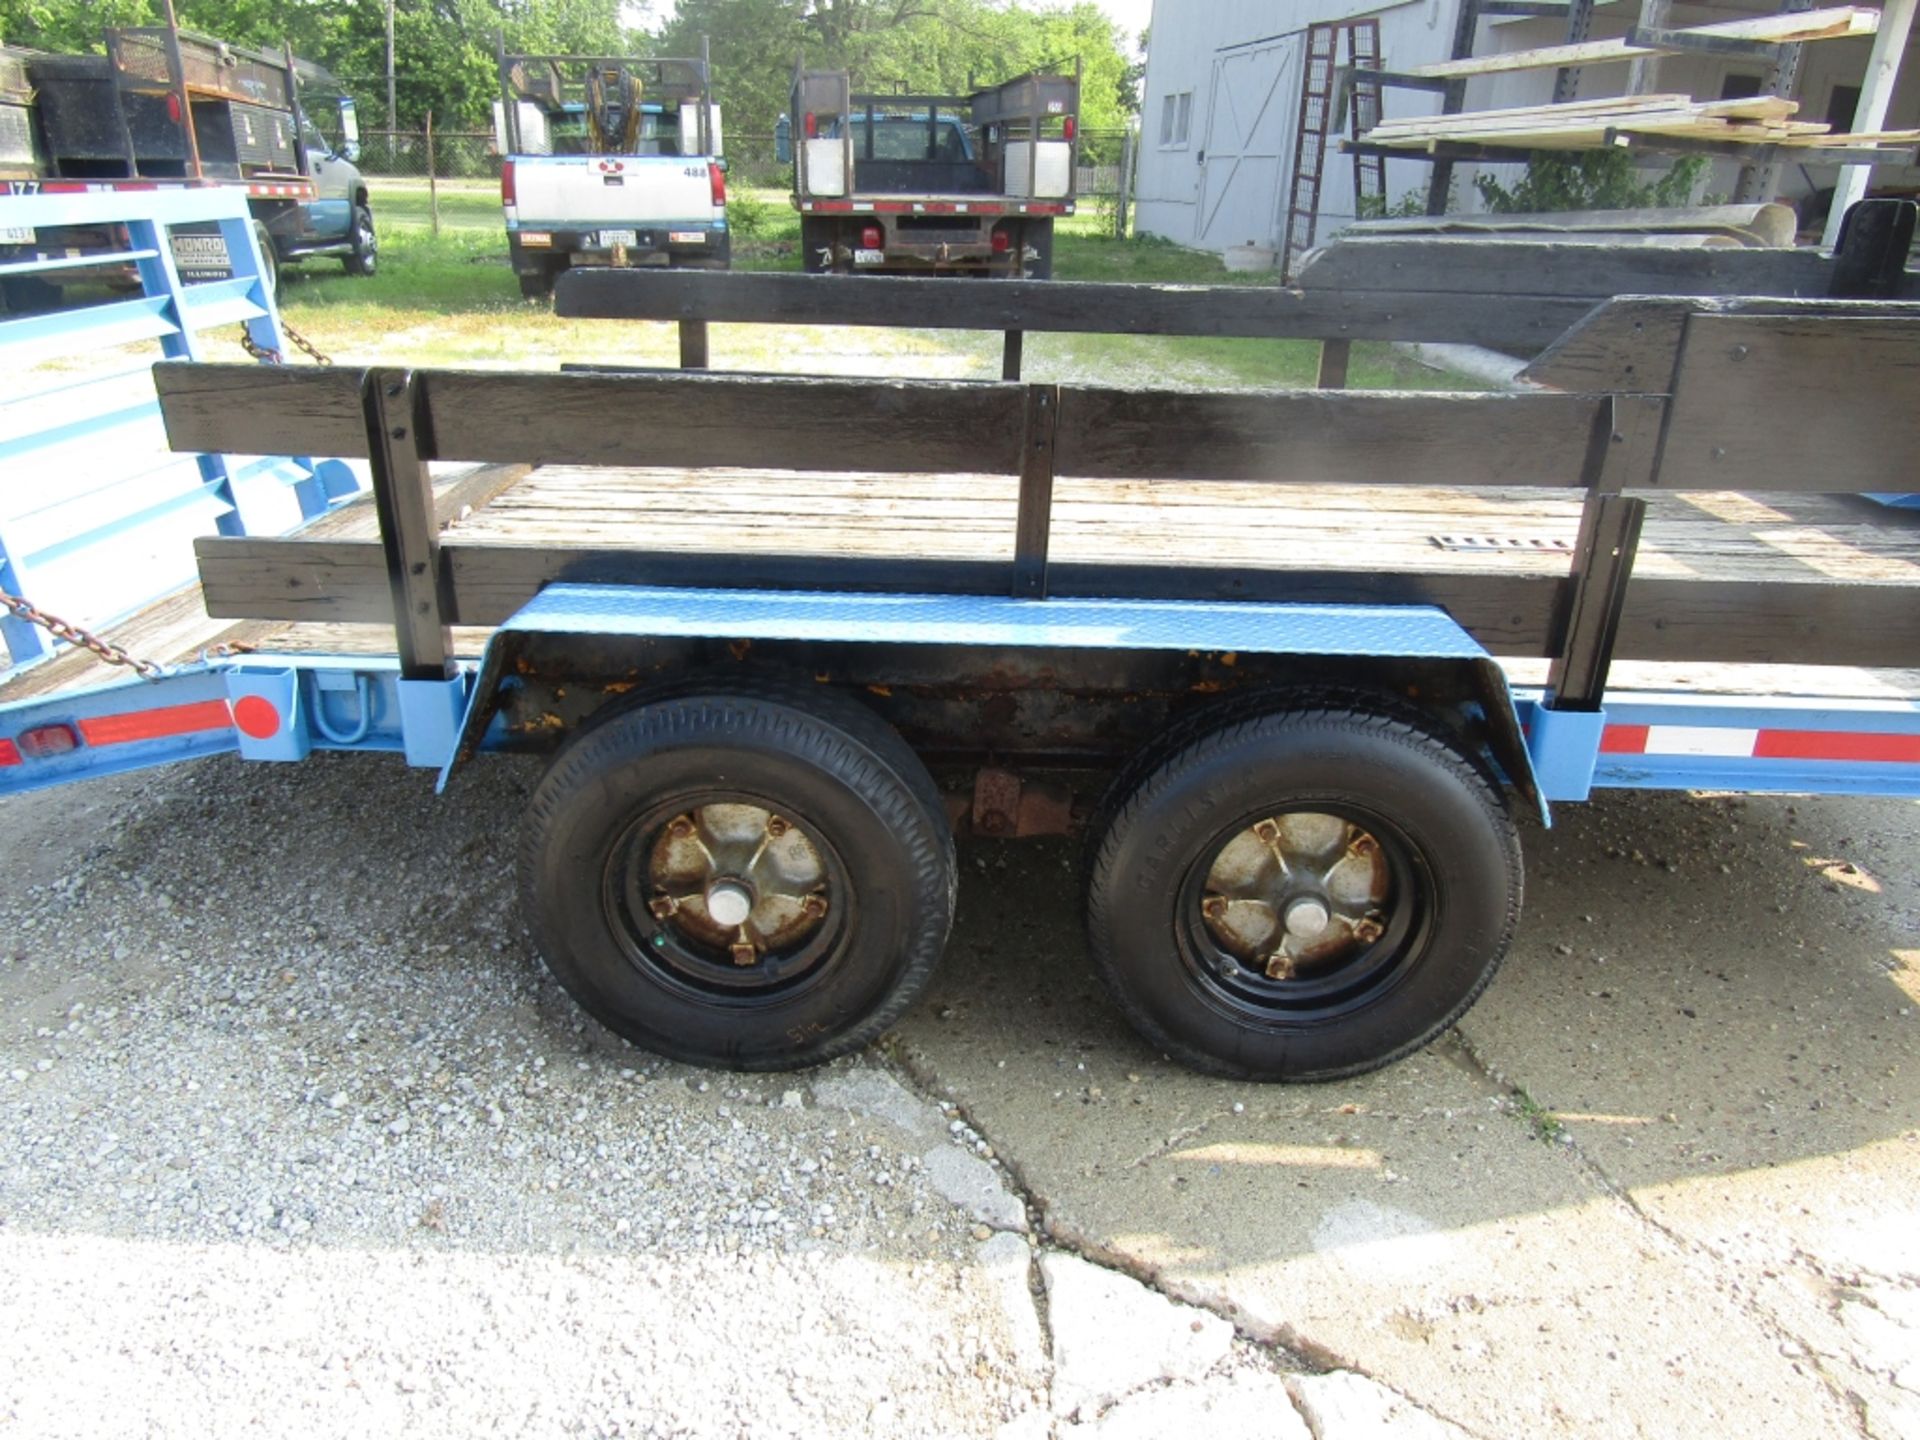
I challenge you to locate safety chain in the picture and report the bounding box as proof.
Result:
[1,589,163,679]
[237,319,333,366]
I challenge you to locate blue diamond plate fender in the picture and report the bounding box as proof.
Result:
[440,584,1543,815]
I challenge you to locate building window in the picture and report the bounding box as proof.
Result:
[1159,90,1192,148]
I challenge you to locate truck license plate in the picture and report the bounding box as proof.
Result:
[853,248,885,266]
[598,229,639,247]
[0,224,32,244]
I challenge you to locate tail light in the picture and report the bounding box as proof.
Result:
[1063,116,1077,141]
[990,227,1011,254]
[804,112,818,139]
[500,159,516,206]
[860,224,884,250]
[18,724,80,759]
[710,163,727,208]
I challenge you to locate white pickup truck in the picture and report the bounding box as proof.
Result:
[495,49,728,299]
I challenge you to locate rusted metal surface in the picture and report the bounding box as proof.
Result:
[969,768,1078,838]
[646,804,830,965]
[1202,813,1392,980]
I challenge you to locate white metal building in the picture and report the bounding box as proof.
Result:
[1134,0,1919,254]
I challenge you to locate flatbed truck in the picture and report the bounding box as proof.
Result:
[786,67,1077,278]
[2,229,1917,1083]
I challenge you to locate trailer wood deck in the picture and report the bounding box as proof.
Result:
[8,459,1917,706]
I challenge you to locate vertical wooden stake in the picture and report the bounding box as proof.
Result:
[1316,339,1352,390]
[426,111,440,238]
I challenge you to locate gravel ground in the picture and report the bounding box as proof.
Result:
[3,746,1915,1438]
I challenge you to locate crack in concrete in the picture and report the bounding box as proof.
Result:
[1448,1024,1876,1440]
[881,1041,1507,1440]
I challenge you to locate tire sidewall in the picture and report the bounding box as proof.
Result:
[524,703,950,1068]
[1093,718,1519,1079]
[346,205,376,275]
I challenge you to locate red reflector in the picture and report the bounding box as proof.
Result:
[1753,729,1920,763]
[990,228,1011,254]
[0,738,21,766]
[166,92,182,124]
[709,163,727,208]
[501,159,516,206]
[77,700,233,747]
[232,695,282,741]
[1599,724,1650,754]
[1063,116,1077,141]
[19,724,81,759]
[804,111,818,139]
[860,224,884,250]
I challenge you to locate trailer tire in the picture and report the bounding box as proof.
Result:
[1083,702,1521,1081]
[342,204,377,276]
[520,688,956,1070]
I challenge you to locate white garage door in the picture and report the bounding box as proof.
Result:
[1193,38,1302,251]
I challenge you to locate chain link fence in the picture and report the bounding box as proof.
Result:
[358,125,1136,206]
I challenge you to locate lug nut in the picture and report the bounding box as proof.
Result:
[1252,819,1281,843]
[1348,834,1379,858]
[668,815,695,839]
[1264,952,1298,980]
[802,894,829,919]
[766,816,789,838]
[648,895,678,919]
[730,941,759,967]
[1353,917,1385,944]
[1201,895,1228,920]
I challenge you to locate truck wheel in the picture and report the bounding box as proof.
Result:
[251,221,280,299]
[342,204,377,276]
[1022,220,1054,280]
[517,257,561,300]
[1083,701,1521,1081]
[519,686,956,1070]
[799,216,839,273]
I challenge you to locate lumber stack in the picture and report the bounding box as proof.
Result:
[1357,93,1920,153]
[1404,5,1879,79]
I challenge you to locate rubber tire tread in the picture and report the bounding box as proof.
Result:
[343,204,377,276]
[520,685,955,1070]
[1084,700,1522,1082]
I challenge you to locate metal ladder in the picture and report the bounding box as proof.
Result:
[1280,18,1384,282]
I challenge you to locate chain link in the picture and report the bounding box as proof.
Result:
[237,320,333,366]
[2,590,163,679]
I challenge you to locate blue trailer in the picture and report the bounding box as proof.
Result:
[3,239,1916,1083]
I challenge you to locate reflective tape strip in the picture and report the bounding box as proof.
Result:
[1603,723,1920,764]
[77,699,234,747]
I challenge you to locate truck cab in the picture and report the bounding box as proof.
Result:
[496,48,729,299]
[788,67,1078,278]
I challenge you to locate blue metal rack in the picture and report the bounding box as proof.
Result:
[0,187,351,679]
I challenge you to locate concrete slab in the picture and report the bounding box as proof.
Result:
[895,798,1914,1439]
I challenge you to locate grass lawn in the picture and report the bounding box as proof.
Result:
[281,180,1470,389]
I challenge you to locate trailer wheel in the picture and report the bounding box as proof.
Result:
[342,204,377,276]
[1084,702,1521,1081]
[520,687,956,1070]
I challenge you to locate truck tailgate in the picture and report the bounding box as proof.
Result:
[511,155,714,225]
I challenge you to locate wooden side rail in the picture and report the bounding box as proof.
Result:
[152,302,1920,699]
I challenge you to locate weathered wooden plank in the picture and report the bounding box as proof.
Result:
[1521,297,1693,391]
[196,529,1920,667]
[552,267,1592,350]
[1406,5,1878,78]
[417,370,1030,476]
[154,362,371,459]
[364,369,452,679]
[1655,314,1920,491]
[1292,238,1872,302]
[1052,390,1609,485]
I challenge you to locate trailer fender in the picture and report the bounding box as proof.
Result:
[440,583,1545,818]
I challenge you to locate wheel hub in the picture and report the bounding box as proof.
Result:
[1200,812,1392,980]
[646,804,830,966]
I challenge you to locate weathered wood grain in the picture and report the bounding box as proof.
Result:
[154,363,371,458]
[1656,314,1920,491]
